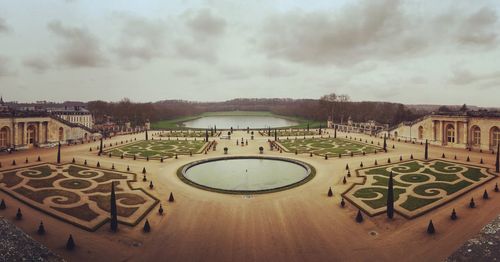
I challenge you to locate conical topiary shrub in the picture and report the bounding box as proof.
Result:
[355,210,363,223]
[345,164,349,170]
[97,161,100,167]
[127,166,130,172]
[327,187,333,197]
[495,183,499,192]
[143,174,147,182]
[483,190,489,199]
[451,209,457,220]
[343,176,347,184]
[168,192,175,202]
[149,181,153,189]
[469,198,475,208]
[0,199,6,210]
[16,208,22,220]
[427,220,435,234]
[142,167,146,174]
[158,204,164,215]
[424,140,428,160]
[143,219,151,233]
[340,198,345,207]
[360,162,364,167]
[347,170,351,177]
[387,171,394,219]
[110,182,118,232]
[38,221,45,235]
[66,234,75,250]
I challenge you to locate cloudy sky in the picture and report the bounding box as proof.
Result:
[0,0,499,106]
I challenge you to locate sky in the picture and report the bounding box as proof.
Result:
[0,0,499,106]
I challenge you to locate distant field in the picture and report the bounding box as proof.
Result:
[151,111,322,129]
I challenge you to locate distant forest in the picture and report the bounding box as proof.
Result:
[87,94,424,126]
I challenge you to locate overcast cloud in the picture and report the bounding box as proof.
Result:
[0,0,499,106]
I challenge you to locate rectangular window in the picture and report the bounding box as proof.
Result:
[447,129,455,143]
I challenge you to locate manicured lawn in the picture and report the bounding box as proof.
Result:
[106,140,207,159]
[344,160,495,218]
[279,137,381,156]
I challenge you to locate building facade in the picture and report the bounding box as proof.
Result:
[47,106,94,129]
[385,111,500,151]
[0,99,98,149]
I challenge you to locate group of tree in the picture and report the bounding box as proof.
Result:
[87,93,424,126]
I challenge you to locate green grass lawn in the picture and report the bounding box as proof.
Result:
[151,111,322,129]
[345,160,494,216]
[106,140,207,159]
[158,130,218,138]
[279,137,381,156]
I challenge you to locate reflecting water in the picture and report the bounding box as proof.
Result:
[182,116,299,129]
[184,158,309,191]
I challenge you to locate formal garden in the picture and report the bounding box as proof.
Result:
[156,130,220,138]
[105,140,208,159]
[277,137,382,156]
[0,163,158,231]
[260,128,323,137]
[343,159,496,218]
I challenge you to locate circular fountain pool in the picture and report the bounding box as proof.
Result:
[178,157,315,194]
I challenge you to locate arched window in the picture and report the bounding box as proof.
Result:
[0,126,10,148]
[446,124,455,143]
[491,126,500,148]
[418,126,424,140]
[471,126,481,146]
[59,127,64,141]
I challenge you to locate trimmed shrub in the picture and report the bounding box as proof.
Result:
[66,234,75,250]
[427,220,435,234]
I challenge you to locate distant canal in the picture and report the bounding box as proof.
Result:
[181,115,299,129]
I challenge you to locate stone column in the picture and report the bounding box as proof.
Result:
[463,122,468,148]
[439,120,444,145]
[22,122,27,145]
[11,121,15,147]
[37,122,42,145]
[431,121,435,141]
[454,121,458,144]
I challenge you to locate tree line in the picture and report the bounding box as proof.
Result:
[86,94,423,126]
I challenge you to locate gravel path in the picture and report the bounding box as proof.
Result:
[447,215,500,261]
[0,217,63,262]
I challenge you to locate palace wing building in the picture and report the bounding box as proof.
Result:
[385,111,500,151]
[0,98,98,150]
